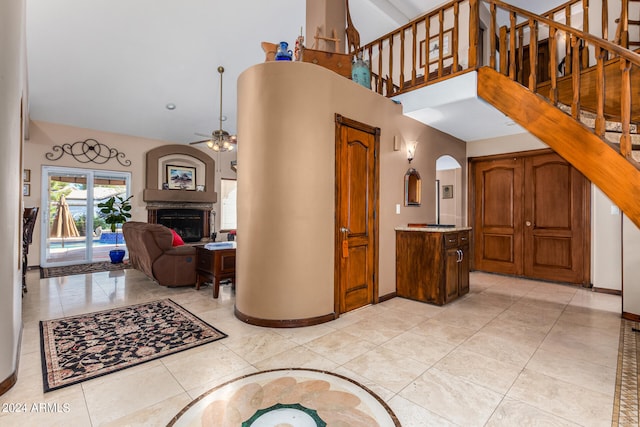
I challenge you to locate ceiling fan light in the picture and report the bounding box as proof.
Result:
[207,140,214,148]
[212,144,221,152]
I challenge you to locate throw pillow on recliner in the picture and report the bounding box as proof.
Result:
[170,229,185,246]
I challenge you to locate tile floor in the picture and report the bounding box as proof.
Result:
[0,269,622,426]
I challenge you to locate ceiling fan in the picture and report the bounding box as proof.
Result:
[189,66,236,152]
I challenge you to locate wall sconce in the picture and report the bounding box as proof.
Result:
[406,140,419,163]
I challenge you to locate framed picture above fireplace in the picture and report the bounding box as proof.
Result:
[167,165,196,190]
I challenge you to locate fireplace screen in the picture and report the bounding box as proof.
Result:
[155,209,204,242]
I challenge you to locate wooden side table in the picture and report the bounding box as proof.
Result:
[195,243,236,298]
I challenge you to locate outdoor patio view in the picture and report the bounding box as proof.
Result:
[44,166,131,266]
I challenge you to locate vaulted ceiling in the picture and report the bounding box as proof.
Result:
[26,0,564,144]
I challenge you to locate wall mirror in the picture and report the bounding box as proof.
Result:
[405,168,422,206]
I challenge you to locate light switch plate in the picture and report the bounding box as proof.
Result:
[395,204,401,214]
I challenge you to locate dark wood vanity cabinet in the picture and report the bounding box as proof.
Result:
[396,229,470,305]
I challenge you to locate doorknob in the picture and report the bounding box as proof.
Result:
[525,221,532,227]
[340,227,351,233]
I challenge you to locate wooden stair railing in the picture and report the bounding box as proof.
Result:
[358,0,640,225]
[478,67,640,229]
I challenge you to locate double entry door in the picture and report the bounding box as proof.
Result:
[471,151,590,285]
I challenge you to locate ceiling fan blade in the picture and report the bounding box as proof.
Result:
[188,139,211,145]
[195,132,211,138]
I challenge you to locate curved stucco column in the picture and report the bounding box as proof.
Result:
[235,62,337,325]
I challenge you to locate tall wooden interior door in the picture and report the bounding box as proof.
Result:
[472,151,590,285]
[335,114,379,314]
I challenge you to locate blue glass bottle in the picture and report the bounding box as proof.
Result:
[275,41,293,61]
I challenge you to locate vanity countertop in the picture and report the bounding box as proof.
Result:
[395,225,472,232]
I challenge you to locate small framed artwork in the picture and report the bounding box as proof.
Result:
[167,165,196,190]
[23,183,30,197]
[442,184,454,199]
[23,169,30,182]
[420,30,453,67]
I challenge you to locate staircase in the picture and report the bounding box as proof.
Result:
[477,66,640,226]
[359,0,640,228]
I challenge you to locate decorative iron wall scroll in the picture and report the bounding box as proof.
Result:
[45,139,131,167]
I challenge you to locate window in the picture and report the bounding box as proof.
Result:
[220,178,237,231]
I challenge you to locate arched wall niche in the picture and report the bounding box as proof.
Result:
[143,144,216,203]
[435,155,462,226]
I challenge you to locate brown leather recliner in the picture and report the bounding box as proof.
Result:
[122,221,196,287]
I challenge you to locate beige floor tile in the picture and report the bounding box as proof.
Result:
[270,322,336,344]
[540,323,619,368]
[433,347,522,394]
[161,342,251,390]
[339,315,419,345]
[0,386,91,427]
[388,395,458,427]
[458,329,539,368]
[14,269,624,426]
[410,318,477,346]
[304,329,378,364]
[82,363,184,425]
[381,331,456,366]
[343,346,429,393]
[253,345,339,372]
[526,348,617,396]
[507,369,613,426]
[486,397,581,426]
[221,329,299,365]
[400,368,504,427]
[101,392,193,427]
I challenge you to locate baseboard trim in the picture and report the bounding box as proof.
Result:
[592,287,622,296]
[378,292,396,303]
[622,312,640,322]
[0,324,22,396]
[234,306,336,328]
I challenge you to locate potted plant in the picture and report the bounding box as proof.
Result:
[97,194,133,263]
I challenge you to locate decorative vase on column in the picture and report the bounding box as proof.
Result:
[275,41,293,61]
[351,51,371,89]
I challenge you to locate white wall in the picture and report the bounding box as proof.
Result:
[623,216,640,315]
[0,0,26,390]
[591,187,622,291]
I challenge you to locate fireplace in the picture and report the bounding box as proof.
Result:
[143,145,217,242]
[147,206,211,243]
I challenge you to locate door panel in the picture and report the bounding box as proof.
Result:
[472,151,589,285]
[473,158,523,274]
[335,115,379,314]
[523,153,587,283]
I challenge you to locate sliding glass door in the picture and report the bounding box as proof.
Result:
[41,166,131,267]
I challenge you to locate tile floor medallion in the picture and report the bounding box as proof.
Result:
[167,368,400,427]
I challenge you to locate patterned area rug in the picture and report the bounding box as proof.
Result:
[168,368,400,426]
[40,299,227,392]
[40,261,131,278]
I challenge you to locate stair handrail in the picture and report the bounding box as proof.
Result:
[486,0,640,159]
[486,0,640,66]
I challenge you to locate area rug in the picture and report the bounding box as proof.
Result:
[168,368,400,427]
[40,261,131,278]
[40,299,227,392]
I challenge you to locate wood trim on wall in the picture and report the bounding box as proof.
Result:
[0,325,22,396]
[234,307,336,328]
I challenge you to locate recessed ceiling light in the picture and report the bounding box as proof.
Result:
[166,103,176,110]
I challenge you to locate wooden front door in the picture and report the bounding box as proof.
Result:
[335,115,379,314]
[472,151,590,285]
